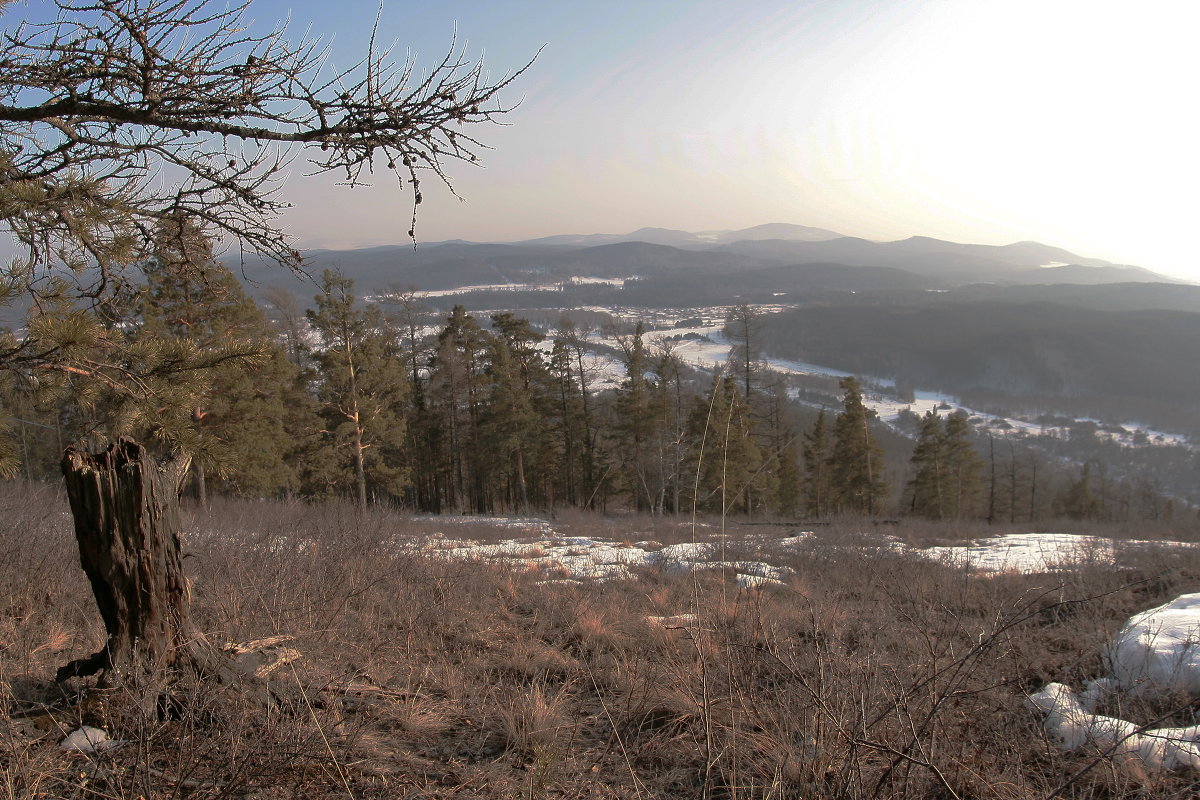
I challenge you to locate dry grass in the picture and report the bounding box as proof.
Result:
[4,480,1200,798]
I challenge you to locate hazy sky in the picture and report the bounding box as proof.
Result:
[19,0,1200,281]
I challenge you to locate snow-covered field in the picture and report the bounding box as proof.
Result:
[921,532,1198,574]
[406,276,632,299]
[401,522,803,588]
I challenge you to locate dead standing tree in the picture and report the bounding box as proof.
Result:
[0,0,530,687]
[55,439,214,683]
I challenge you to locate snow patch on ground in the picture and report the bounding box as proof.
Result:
[60,726,123,753]
[407,518,803,588]
[918,533,1195,574]
[1107,593,1200,697]
[1031,594,1200,772]
[407,520,1192,583]
[1029,682,1200,770]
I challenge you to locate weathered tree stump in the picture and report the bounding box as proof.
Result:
[54,438,402,715]
[56,438,222,685]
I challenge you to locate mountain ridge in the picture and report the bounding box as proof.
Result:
[230,224,1188,299]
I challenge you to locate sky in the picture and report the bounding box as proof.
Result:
[13,0,1200,281]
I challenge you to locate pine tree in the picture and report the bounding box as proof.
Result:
[262,286,309,370]
[829,377,888,515]
[942,411,984,519]
[686,374,772,516]
[723,302,764,398]
[548,337,584,507]
[775,431,803,518]
[802,409,832,517]
[556,318,602,508]
[906,411,946,519]
[375,286,438,509]
[1055,463,1102,520]
[306,270,410,508]
[655,340,692,515]
[426,306,492,511]
[479,325,545,512]
[138,216,299,506]
[377,285,435,397]
[612,322,666,512]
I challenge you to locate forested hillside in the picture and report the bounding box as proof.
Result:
[5,248,1193,524]
[764,300,1200,434]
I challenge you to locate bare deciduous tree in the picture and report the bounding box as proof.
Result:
[0,0,531,294]
[723,302,764,399]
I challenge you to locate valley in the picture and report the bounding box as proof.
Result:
[268,225,1196,513]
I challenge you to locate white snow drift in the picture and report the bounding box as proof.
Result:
[1028,682,1200,770]
[1106,593,1200,697]
[1030,593,1200,772]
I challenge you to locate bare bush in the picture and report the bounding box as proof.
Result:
[6,492,1200,797]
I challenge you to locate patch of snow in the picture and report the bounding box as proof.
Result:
[1031,593,1200,771]
[566,276,631,287]
[712,560,796,582]
[61,726,123,753]
[736,573,787,590]
[1028,683,1200,770]
[552,562,637,582]
[654,542,718,562]
[919,533,1194,574]
[1107,593,1200,697]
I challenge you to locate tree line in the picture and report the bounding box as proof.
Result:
[0,240,1186,523]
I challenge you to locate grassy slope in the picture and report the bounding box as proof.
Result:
[4,485,1200,798]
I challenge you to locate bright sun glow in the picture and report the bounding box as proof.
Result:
[803,1,1198,268]
[262,0,1198,281]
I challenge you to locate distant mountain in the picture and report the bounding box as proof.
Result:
[519,223,845,249]
[885,237,1113,268]
[229,224,1185,301]
[704,222,846,244]
[521,227,704,248]
[1012,264,1176,285]
[950,282,1200,314]
[716,236,1178,285]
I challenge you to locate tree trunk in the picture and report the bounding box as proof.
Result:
[352,423,368,511]
[57,438,215,684]
[195,458,208,511]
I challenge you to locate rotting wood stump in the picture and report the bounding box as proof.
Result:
[56,438,225,685]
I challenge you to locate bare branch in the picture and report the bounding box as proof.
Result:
[0,0,534,280]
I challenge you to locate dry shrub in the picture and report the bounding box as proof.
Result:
[497,639,582,680]
[9,488,1200,798]
[493,683,573,757]
[570,603,633,652]
[620,678,703,734]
